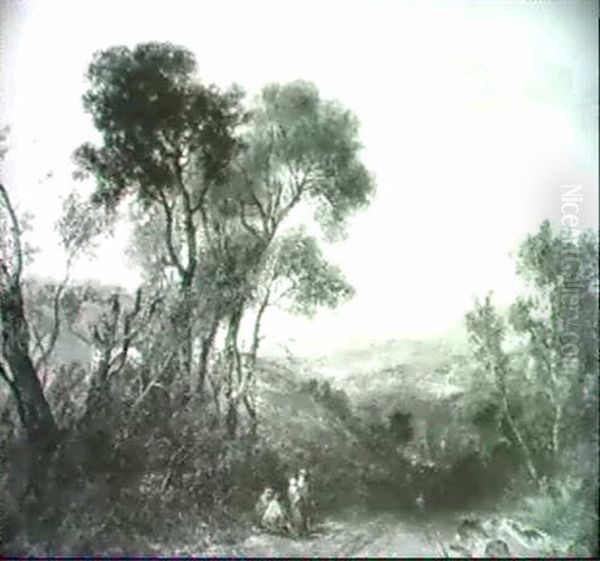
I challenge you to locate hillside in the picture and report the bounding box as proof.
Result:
[250,359,379,510]
[291,338,471,425]
[255,359,361,451]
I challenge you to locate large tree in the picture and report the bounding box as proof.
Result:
[216,81,375,435]
[74,42,246,388]
[466,221,598,486]
[466,292,542,488]
[76,45,375,435]
[508,221,598,459]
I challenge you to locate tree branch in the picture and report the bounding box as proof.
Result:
[275,166,311,228]
[34,263,71,371]
[173,159,197,284]
[249,190,269,232]
[107,287,143,378]
[190,179,211,214]
[130,335,182,414]
[239,201,262,240]
[30,321,46,361]
[124,293,162,343]
[0,182,23,283]
[156,189,187,280]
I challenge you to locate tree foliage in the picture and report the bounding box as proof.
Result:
[75,42,245,206]
[465,221,599,487]
[260,227,355,317]
[236,80,374,242]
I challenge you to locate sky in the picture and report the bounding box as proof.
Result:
[1,0,598,356]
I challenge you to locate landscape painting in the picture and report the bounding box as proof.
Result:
[0,0,598,557]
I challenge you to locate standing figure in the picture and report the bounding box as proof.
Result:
[297,468,313,533]
[287,476,303,535]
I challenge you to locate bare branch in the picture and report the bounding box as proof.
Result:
[131,345,177,413]
[235,161,271,235]
[124,293,162,342]
[107,288,141,377]
[108,289,162,379]
[189,179,211,214]
[0,182,23,283]
[34,264,71,371]
[274,165,311,229]
[30,321,46,360]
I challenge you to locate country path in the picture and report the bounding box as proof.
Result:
[188,509,454,558]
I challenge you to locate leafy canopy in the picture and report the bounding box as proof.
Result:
[237,80,375,241]
[74,42,245,208]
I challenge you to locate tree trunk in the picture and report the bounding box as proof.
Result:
[551,400,562,458]
[243,393,257,437]
[79,353,112,430]
[0,283,57,449]
[1,283,59,506]
[500,392,542,490]
[494,364,542,490]
[224,306,243,438]
[1,182,58,506]
[168,294,193,394]
[250,290,270,365]
[226,398,238,439]
[196,314,220,399]
[180,304,193,394]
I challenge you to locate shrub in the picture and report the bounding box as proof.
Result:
[517,475,598,557]
[388,410,413,445]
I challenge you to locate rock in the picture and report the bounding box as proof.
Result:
[448,542,472,557]
[456,516,489,542]
[448,516,551,558]
[485,538,511,558]
[495,517,551,555]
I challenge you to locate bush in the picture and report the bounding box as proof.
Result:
[517,475,598,557]
[302,378,355,425]
[388,410,413,445]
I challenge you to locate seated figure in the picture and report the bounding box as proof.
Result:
[261,492,287,533]
[254,487,273,525]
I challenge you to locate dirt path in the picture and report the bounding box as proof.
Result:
[193,510,453,558]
